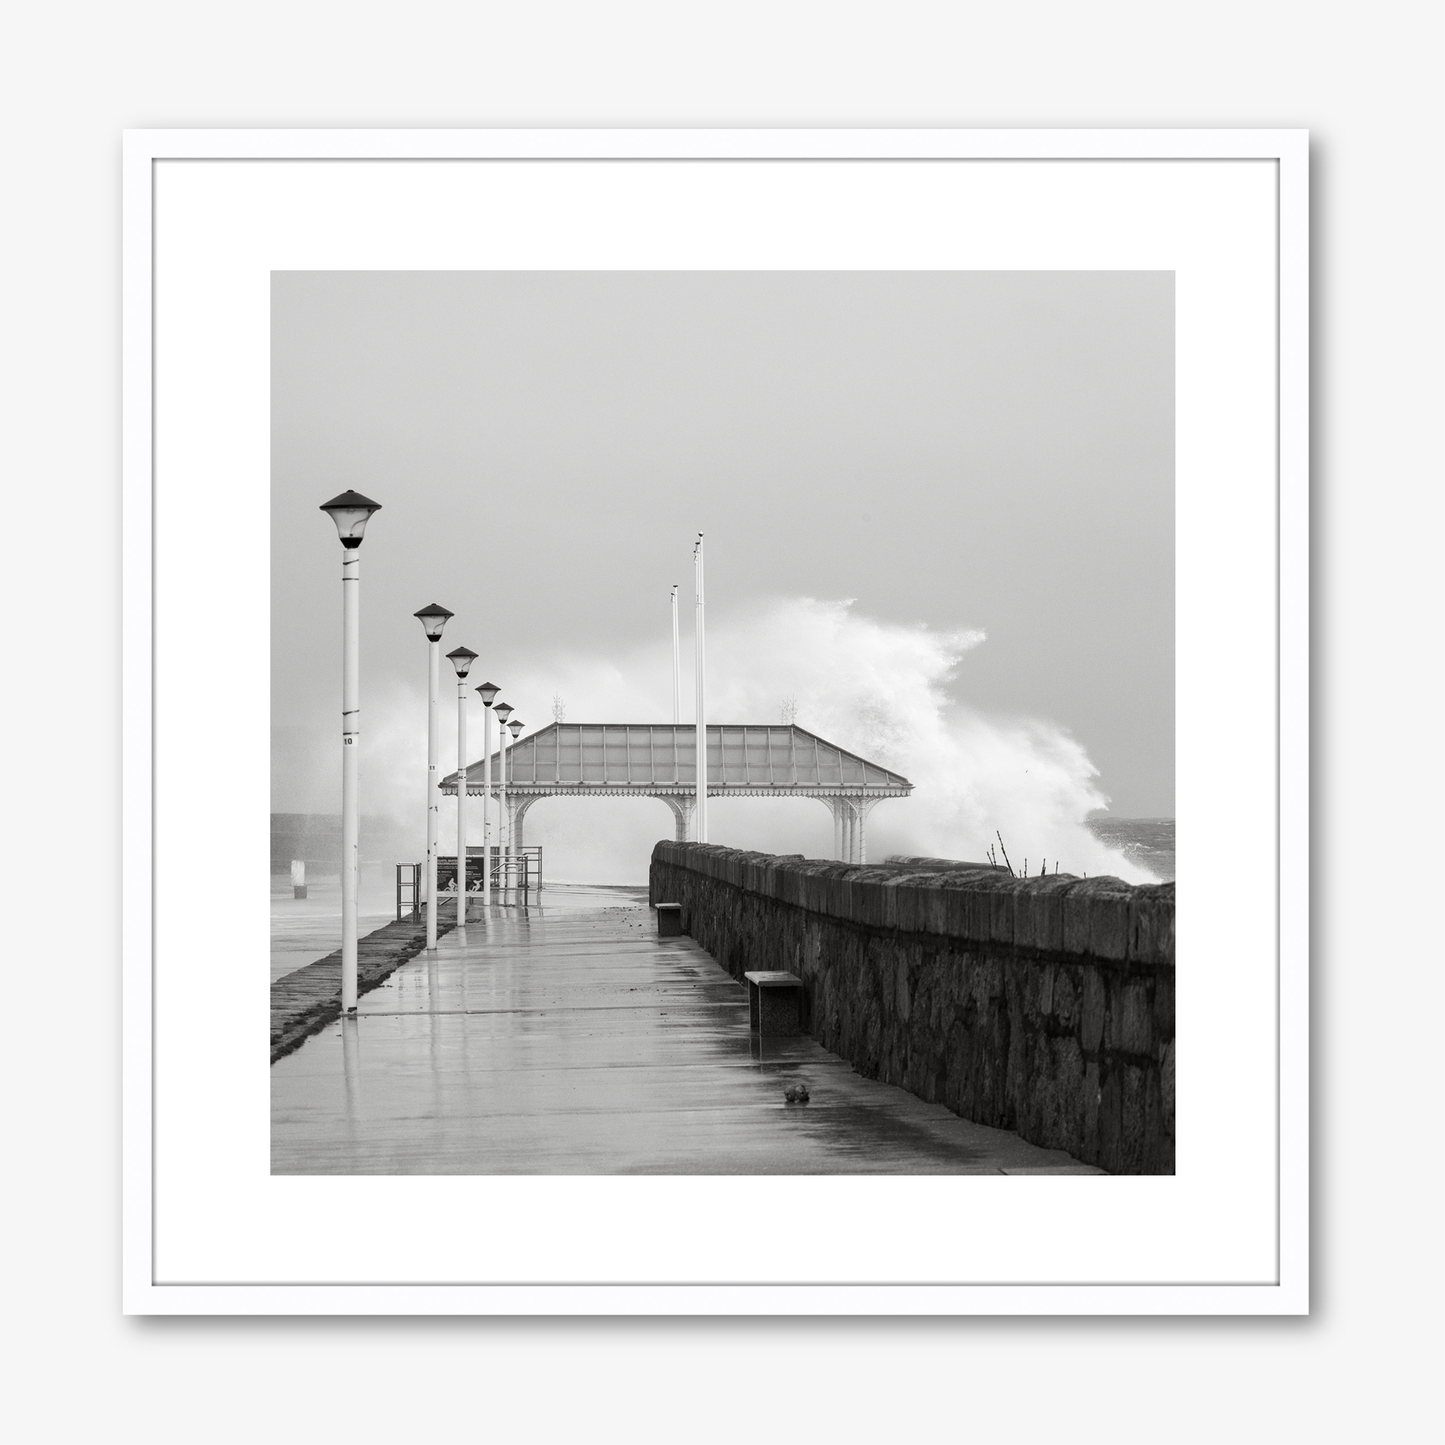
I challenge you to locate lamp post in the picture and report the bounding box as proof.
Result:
[694,533,708,843]
[475,681,500,906]
[507,718,524,880]
[319,490,382,1014]
[446,646,478,928]
[413,603,454,951]
[493,701,514,889]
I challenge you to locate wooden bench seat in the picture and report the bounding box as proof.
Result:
[743,970,804,1037]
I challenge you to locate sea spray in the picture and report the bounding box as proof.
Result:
[355,597,1153,884]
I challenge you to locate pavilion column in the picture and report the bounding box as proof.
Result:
[855,798,879,864]
[665,795,695,843]
[833,800,843,861]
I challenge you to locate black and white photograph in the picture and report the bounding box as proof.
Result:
[269,269,1176,1177]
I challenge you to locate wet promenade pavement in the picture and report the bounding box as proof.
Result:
[271,886,1102,1175]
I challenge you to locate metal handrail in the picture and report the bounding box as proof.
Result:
[395,861,421,921]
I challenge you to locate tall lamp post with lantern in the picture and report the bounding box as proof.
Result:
[474,681,500,903]
[507,716,525,886]
[318,489,382,1014]
[413,603,454,951]
[492,701,514,887]
[446,646,478,929]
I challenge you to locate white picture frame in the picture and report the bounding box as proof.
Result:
[122,127,1307,1315]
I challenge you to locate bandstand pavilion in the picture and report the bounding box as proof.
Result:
[440,722,912,863]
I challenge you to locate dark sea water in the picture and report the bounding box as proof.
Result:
[1086,817,1175,882]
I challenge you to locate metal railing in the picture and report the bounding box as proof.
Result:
[436,847,543,900]
[489,845,541,897]
[395,861,422,921]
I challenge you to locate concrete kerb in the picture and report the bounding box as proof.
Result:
[269,899,460,1063]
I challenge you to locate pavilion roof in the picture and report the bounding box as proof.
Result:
[440,722,911,795]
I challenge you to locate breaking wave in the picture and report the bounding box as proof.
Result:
[360,597,1153,884]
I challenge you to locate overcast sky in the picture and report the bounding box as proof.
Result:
[273,270,1173,826]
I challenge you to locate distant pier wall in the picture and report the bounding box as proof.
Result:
[270,813,419,875]
[649,842,1175,1174]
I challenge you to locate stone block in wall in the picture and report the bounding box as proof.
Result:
[854,872,897,931]
[892,945,911,1023]
[788,861,824,912]
[930,877,971,939]
[1082,1060,1101,1158]
[1014,875,1074,953]
[1159,1039,1176,1141]
[988,878,1020,947]
[1144,1066,1167,1173]
[962,878,994,944]
[1129,883,1176,965]
[1036,960,1056,1017]
[802,863,834,913]
[1096,1061,1124,1167]
[931,878,971,939]
[807,863,838,919]
[1052,966,1079,1029]
[938,877,977,942]
[1152,968,1175,1041]
[1080,968,1107,1054]
[1063,877,1133,961]
[1020,1033,1087,1156]
[1120,1063,1148,1172]
[886,872,940,935]
[967,952,1005,1013]
[1116,980,1154,1056]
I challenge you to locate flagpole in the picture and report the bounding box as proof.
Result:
[671,584,681,725]
[694,535,707,844]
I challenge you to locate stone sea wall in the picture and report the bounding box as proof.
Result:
[649,842,1175,1174]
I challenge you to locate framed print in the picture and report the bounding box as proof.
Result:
[122,128,1308,1314]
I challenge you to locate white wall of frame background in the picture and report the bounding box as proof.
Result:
[2,3,1441,1443]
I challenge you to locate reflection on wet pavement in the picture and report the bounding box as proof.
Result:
[271,886,1101,1176]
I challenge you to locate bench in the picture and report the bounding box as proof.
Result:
[656,902,684,937]
[743,971,804,1037]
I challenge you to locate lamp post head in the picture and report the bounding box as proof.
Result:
[492,701,514,724]
[446,646,478,679]
[413,602,454,642]
[507,719,524,739]
[474,681,500,707]
[319,490,381,548]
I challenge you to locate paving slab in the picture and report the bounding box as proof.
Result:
[271,889,1104,1176]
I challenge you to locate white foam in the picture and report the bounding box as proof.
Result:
[355,597,1151,884]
